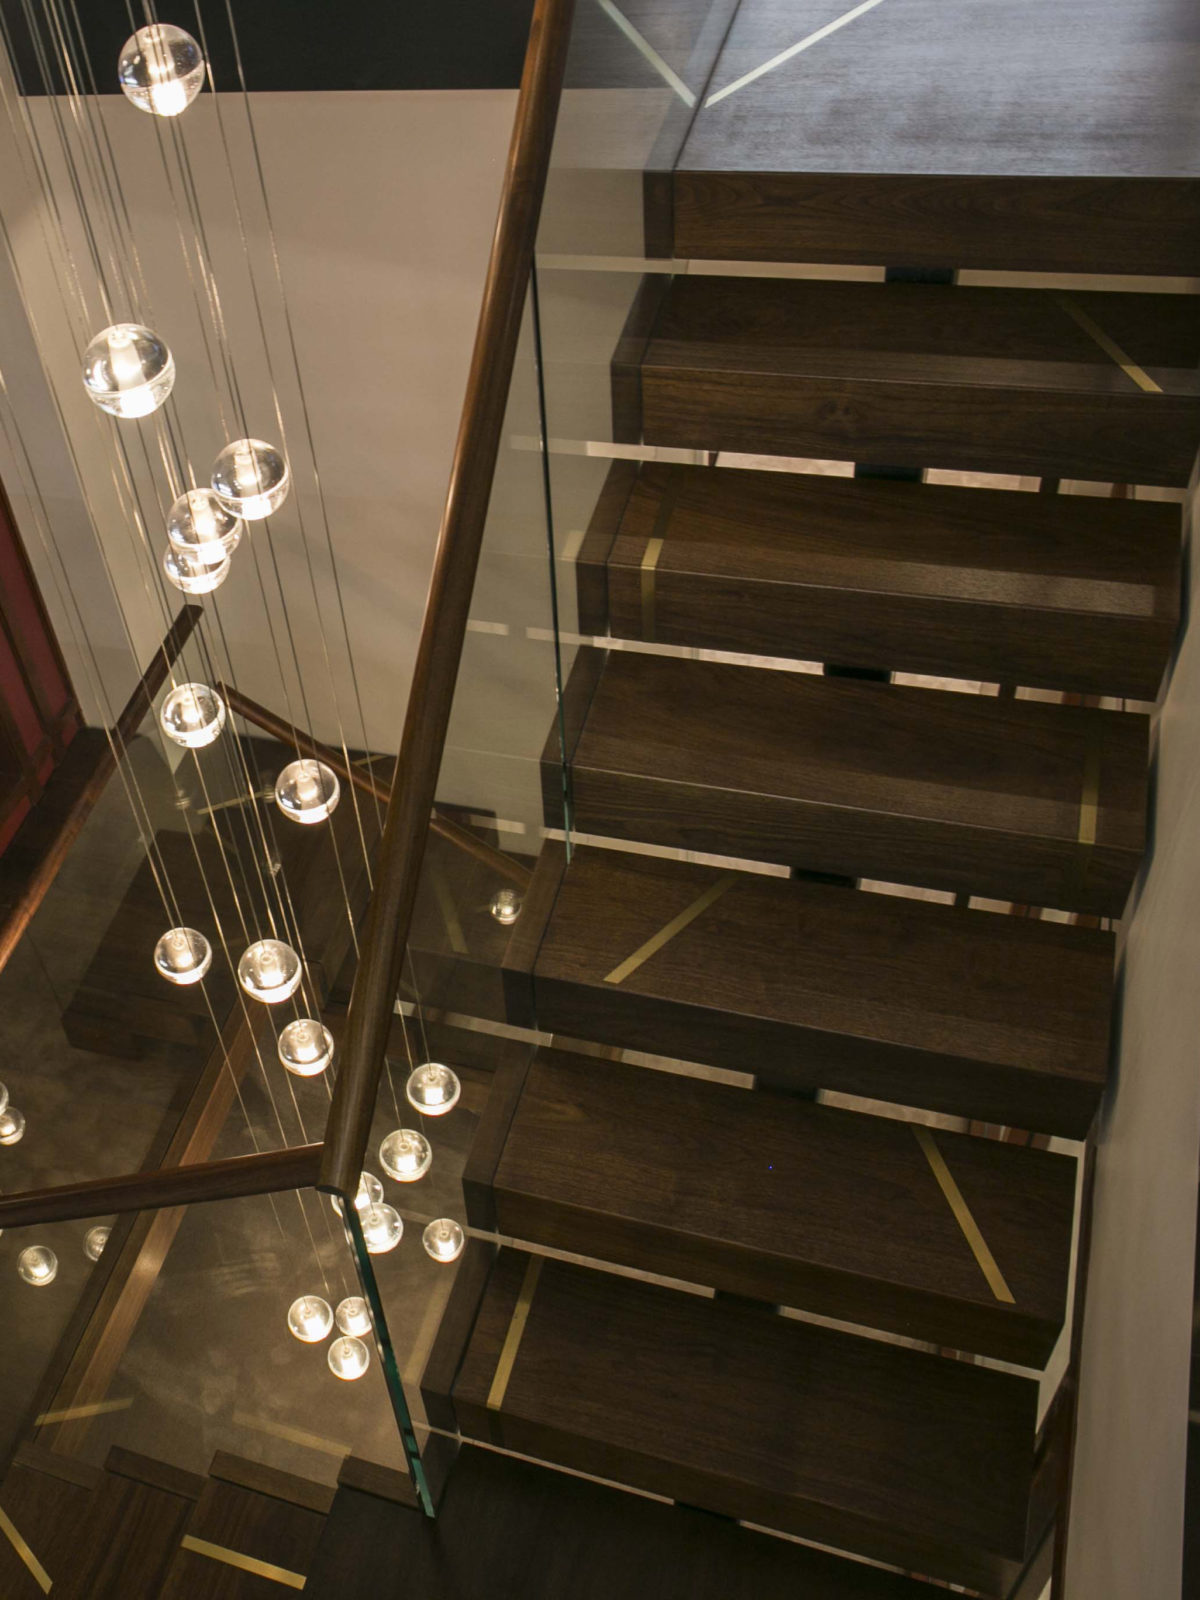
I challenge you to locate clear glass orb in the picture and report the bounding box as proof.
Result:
[82,323,175,418]
[405,1061,460,1118]
[328,1335,370,1381]
[0,1079,8,1115]
[18,1245,57,1285]
[153,926,212,986]
[118,24,205,117]
[287,1294,333,1343]
[360,1202,403,1254]
[330,1171,383,1218]
[490,887,522,925]
[335,1296,373,1337]
[278,1018,334,1077]
[379,1127,432,1183]
[163,542,231,596]
[160,682,226,749]
[238,940,302,1004]
[211,439,289,520]
[422,1217,465,1264]
[0,1107,25,1145]
[275,759,340,825]
[84,1225,111,1262]
[167,488,243,562]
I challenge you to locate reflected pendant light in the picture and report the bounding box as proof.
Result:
[18,1245,57,1285]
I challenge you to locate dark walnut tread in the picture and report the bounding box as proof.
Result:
[468,1045,1077,1366]
[668,171,1200,277]
[582,461,1179,700]
[627,276,1200,486]
[425,1243,1041,1595]
[545,648,1148,916]
[157,1465,327,1599]
[518,844,1112,1138]
[307,1441,948,1600]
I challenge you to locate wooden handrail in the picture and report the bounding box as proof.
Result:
[0,1144,323,1230]
[218,682,531,888]
[319,0,575,1195]
[0,604,202,976]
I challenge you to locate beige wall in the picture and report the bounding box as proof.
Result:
[1066,465,1200,1596]
[0,89,516,751]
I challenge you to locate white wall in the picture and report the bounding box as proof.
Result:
[1066,466,1200,1596]
[0,88,516,752]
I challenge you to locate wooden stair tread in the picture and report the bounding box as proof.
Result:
[0,1450,98,1599]
[476,1045,1076,1365]
[632,277,1200,485]
[552,647,1147,914]
[53,1457,201,1600]
[592,462,1179,698]
[431,1245,1040,1590]
[308,1441,945,1599]
[525,843,1112,1136]
[158,1470,327,1597]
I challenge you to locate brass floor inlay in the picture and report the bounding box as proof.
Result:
[181,1536,307,1589]
[0,1506,51,1594]
[914,1126,1015,1304]
[605,872,737,985]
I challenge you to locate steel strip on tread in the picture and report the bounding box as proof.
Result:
[180,1535,307,1589]
[0,1506,51,1594]
[913,1127,1016,1304]
[604,872,737,984]
[488,1255,544,1412]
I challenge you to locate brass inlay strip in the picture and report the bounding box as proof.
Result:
[1078,723,1103,848]
[604,872,737,985]
[1056,294,1163,394]
[0,1507,51,1594]
[36,1396,132,1425]
[232,1411,350,1458]
[487,1255,543,1412]
[640,537,664,640]
[913,1126,1015,1305]
[639,488,674,642]
[181,1536,307,1589]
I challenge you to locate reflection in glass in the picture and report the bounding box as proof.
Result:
[18,1245,57,1285]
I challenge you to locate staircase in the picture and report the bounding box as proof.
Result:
[419,87,1195,1600]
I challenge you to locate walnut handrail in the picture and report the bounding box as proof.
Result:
[319,0,576,1195]
[0,604,202,977]
[218,682,531,888]
[0,1144,323,1230]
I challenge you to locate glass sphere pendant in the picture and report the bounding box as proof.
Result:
[211,439,289,520]
[153,927,212,985]
[84,1226,111,1262]
[328,1335,369,1381]
[167,488,243,562]
[163,543,231,596]
[82,323,174,417]
[405,1061,460,1117]
[287,1294,333,1343]
[275,760,340,825]
[160,683,226,748]
[490,888,522,925]
[18,1246,57,1285]
[0,1106,25,1145]
[118,24,205,117]
[278,1018,334,1077]
[238,940,302,1004]
[360,1202,403,1254]
[330,1171,383,1218]
[335,1296,373,1337]
[379,1127,432,1183]
[422,1218,465,1264]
